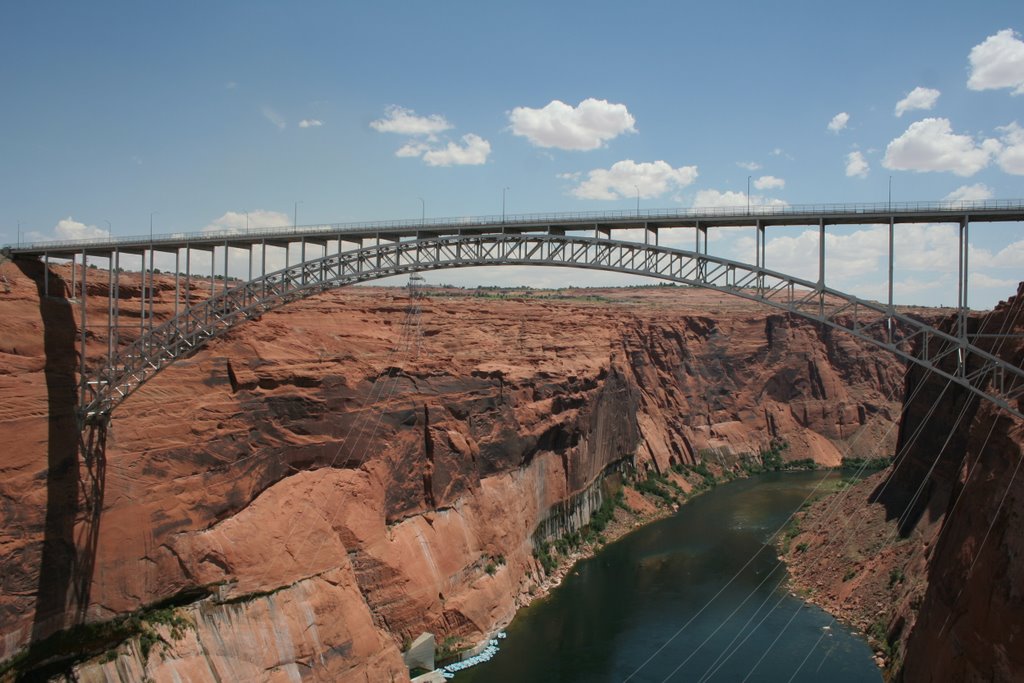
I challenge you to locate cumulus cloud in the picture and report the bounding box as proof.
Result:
[691,189,787,209]
[298,119,323,128]
[944,183,994,202]
[370,105,452,138]
[262,106,286,130]
[996,121,1024,174]
[882,118,1000,176]
[509,98,636,151]
[845,151,869,178]
[416,134,491,167]
[753,175,785,190]
[737,161,761,171]
[895,86,941,116]
[568,160,697,200]
[54,218,109,241]
[371,105,489,166]
[967,29,1024,95]
[201,209,290,234]
[827,112,850,133]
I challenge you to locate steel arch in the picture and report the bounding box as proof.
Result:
[81,234,1024,422]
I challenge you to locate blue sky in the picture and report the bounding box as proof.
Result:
[2,1,1023,307]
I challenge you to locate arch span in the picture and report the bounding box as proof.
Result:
[82,234,1024,422]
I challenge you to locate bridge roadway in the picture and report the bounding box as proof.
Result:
[2,199,1023,425]
[6,199,1024,258]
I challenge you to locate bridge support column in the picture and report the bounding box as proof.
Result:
[108,251,115,371]
[79,248,87,413]
[957,217,970,376]
[185,246,191,309]
[112,249,120,360]
[43,253,49,297]
[70,254,76,298]
[818,219,826,318]
[148,246,155,337]
[887,217,894,343]
[755,220,765,294]
[645,224,658,246]
[174,249,180,320]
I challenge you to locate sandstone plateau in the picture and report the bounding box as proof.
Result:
[0,257,978,681]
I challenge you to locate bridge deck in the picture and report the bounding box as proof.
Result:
[6,200,1024,258]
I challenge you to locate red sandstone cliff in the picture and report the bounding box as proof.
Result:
[0,259,913,681]
[784,283,1024,681]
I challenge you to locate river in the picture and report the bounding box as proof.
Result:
[457,471,881,682]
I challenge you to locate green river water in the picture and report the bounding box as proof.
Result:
[456,470,881,682]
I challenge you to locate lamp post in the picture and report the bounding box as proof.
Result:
[502,187,509,223]
[418,197,425,226]
[245,210,250,232]
[150,211,158,241]
[634,185,640,217]
[293,201,302,229]
[104,220,112,240]
[888,176,892,210]
[17,220,21,248]
[747,176,751,214]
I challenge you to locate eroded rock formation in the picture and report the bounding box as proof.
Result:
[0,261,914,680]
[784,282,1024,681]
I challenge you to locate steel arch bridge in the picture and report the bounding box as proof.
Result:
[4,201,1024,424]
[65,234,1024,423]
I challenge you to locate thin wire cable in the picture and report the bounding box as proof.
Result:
[623,314,924,681]
[649,302,1011,681]
[781,302,1022,679]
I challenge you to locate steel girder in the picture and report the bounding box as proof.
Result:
[80,234,1024,423]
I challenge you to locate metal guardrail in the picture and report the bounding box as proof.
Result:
[7,199,1024,254]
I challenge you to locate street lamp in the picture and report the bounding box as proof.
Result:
[104,220,112,240]
[293,201,302,229]
[747,176,751,215]
[888,176,892,210]
[150,211,158,241]
[418,197,425,225]
[502,187,510,223]
[17,220,21,248]
[245,210,250,232]
[634,185,640,217]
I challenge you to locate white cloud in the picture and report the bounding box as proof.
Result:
[753,175,785,190]
[996,121,1024,174]
[568,160,698,200]
[943,183,993,202]
[882,118,1000,176]
[298,119,323,128]
[692,189,787,209]
[895,86,941,116]
[396,141,429,158]
[827,112,850,133]
[508,98,637,151]
[845,151,869,178]
[737,161,761,171]
[370,105,452,138]
[420,134,491,167]
[262,106,286,130]
[967,29,1024,95]
[972,272,1021,289]
[201,210,290,234]
[54,217,108,241]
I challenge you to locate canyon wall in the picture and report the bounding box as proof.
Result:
[0,260,910,680]
[783,282,1023,681]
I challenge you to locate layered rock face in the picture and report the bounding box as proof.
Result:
[783,283,1023,681]
[0,261,910,680]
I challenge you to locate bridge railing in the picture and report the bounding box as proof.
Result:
[8,199,1024,254]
